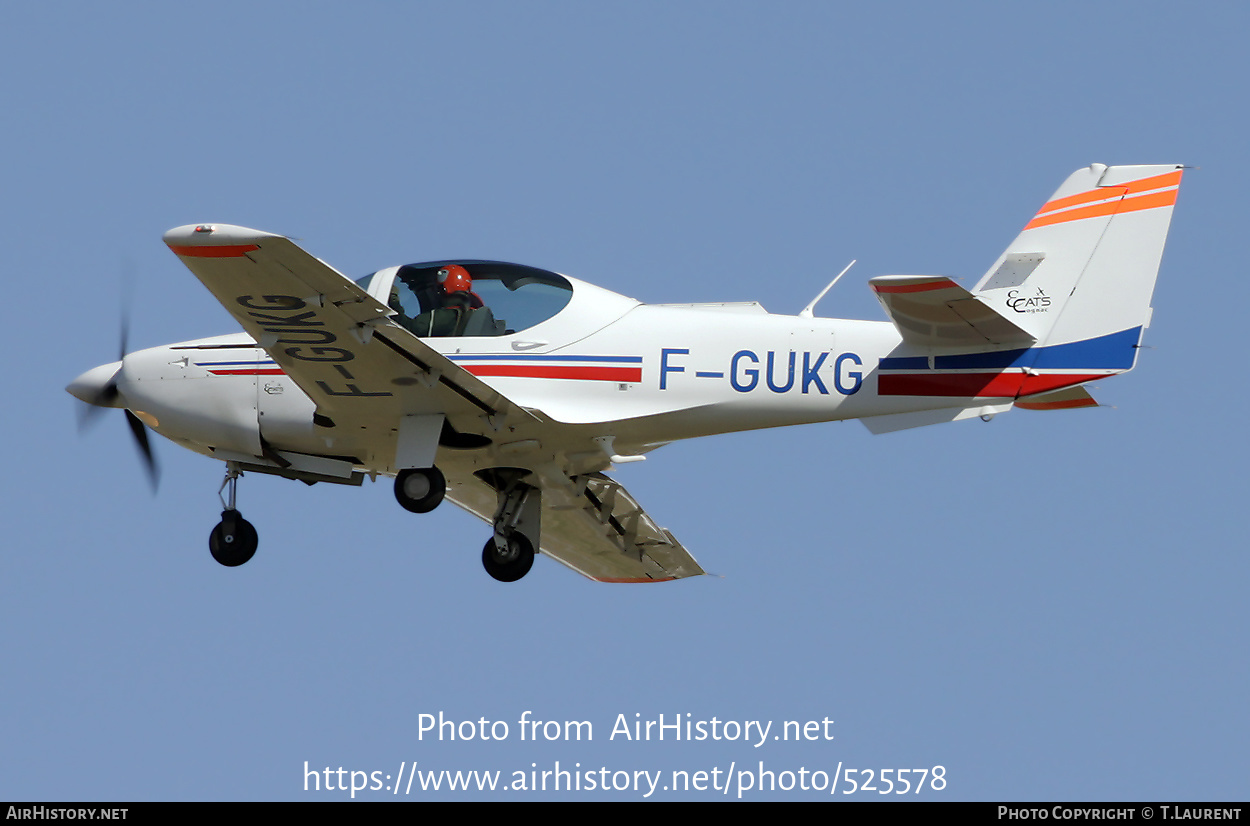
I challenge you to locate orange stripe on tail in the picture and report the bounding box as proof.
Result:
[1024,169,1182,230]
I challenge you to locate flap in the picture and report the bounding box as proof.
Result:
[448,469,704,583]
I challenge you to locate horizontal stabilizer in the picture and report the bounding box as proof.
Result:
[1015,386,1100,411]
[870,275,1035,348]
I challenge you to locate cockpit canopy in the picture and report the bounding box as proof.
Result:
[355,261,574,338]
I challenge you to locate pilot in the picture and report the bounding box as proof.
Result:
[437,265,484,311]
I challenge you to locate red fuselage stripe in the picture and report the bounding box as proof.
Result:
[208,369,286,376]
[879,372,1104,397]
[206,365,641,381]
[462,365,642,382]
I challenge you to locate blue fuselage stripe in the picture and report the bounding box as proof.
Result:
[879,356,928,370]
[880,327,1143,372]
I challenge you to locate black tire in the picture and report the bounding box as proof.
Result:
[209,510,258,567]
[394,467,447,514]
[482,532,535,582]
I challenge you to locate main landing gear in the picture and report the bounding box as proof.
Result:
[393,467,446,513]
[209,463,258,567]
[482,532,534,582]
[393,465,538,582]
[482,476,538,583]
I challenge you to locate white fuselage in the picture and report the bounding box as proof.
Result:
[112,274,949,477]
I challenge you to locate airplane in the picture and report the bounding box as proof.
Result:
[67,163,1184,583]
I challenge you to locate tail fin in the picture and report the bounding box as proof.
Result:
[972,163,1183,370]
[868,164,1184,416]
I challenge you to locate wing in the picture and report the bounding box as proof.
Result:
[166,224,703,583]
[165,223,538,470]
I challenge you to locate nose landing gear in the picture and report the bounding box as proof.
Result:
[209,463,258,567]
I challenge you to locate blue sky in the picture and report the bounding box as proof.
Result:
[2,1,1246,800]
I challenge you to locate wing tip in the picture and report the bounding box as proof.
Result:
[163,223,283,252]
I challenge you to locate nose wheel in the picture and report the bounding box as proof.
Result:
[210,509,258,567]
[209,463,258,567]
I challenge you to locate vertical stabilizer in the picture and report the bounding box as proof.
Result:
[973,164,1182,370]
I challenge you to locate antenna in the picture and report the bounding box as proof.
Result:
[799,260,855,318]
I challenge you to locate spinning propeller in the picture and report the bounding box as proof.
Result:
[67,314,160,491]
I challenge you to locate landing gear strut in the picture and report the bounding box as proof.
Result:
[483,474,538,582]
[210,463,258,567]
[394,467,446,513]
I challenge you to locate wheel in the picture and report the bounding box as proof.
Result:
[482,532,535,582]
[394,467,446,514]
[209,510,258,567]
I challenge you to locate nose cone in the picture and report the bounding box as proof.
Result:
[67,361,124,407]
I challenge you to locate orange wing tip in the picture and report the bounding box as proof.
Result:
[166,243,260,258]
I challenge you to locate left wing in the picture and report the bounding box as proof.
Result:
[166,224,703,582]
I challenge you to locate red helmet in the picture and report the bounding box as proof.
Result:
[437,265,473,294]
